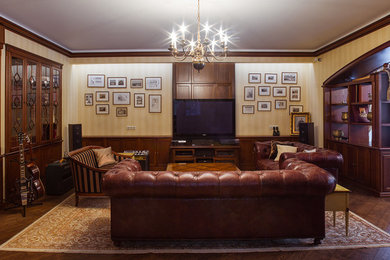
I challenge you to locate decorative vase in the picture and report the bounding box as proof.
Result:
[332,129,344,140]
[367,112,373,122]
[341,112,348,122]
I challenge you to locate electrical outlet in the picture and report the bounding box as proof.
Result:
[269,125,278,129]
[127,126,136,130]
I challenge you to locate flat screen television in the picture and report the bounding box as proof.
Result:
[173,99,235,139]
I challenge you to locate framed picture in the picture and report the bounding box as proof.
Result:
[87,74,105,88]
[149,94,162,113]
[289,86,301,102]
[244,86,255,101]
[242,105,254,114]
[130,78,143,88]
[282,72,298,84]
[134,93,145,108]
[42,93,50,106]
[273,86,287,97]
[113,92,130,105]
[116,107,128,117]
[12,95,22,109]
[275,99,287,110]
[248,73,261,83]
[265,73,277,84]
[145,77,162,90]
[96,104,109,115]
[289,105,303,114]
[96,91,109,102]
[258,86,270,96]
[257,101,271,111]
[85,93,93,106]
[290,112,311,135]
[107,77,127,88]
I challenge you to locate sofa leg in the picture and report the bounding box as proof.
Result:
[75,194,79,207]
[313,238,322,245]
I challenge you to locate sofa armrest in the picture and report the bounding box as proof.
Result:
[254,141,272,161]
[279,150,343,181]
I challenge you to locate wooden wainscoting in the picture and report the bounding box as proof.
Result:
[4,140,63,202]
[82,136,299,171]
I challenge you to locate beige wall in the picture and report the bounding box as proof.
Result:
[235,63,314,137]
[312,25,390,146]
[70,63,172,137]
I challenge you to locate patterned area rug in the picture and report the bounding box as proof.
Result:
[1,194,390,254]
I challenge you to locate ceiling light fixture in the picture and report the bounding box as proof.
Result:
[168,0,229,72]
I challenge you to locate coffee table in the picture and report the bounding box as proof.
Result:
[166,162,239,172]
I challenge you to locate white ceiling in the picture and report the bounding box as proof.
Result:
[0,0,389,53]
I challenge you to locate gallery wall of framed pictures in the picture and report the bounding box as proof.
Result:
[84,74,164,117]
[237,63,308,136]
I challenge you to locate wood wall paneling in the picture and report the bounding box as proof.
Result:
[175,63,192,83]
[216,63,235,83]
[382,152,390,192]
[175,84,192,99]
[192,63,215,83]
[192,84,215,99]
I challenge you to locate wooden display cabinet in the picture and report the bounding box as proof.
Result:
[170,145,240,165]
[324,71,390,196]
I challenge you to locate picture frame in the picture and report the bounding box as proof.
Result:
[107,77,127,88]
[273,86,287,97]
[290,112,311,135]
[244,86,255,101]
[12,95,22,109]
[130,78,143,88]
[116,107,128,117]
[96,104,109,115]
[248,73,261,83]
[257,101,272,112]
[242,105,254,114]
[85,93,93,106]
[113,92,130,105]
[289,105,303,114]
[265,73,277,84]
[149,94,162,113]
[145,77,162,90]
[134,93,145,108]
[96,91,109,102]
[87,74,105,88]
[289,86,301,102]
[258,86,271,96]
[275,99,287,110]
[282,72,298,84]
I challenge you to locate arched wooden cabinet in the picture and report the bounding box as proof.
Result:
[323,41,390,196]
[4,45,63,200]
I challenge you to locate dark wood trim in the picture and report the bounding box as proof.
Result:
[0,139,63,158]
[1,15,390,58]
[6,44,63,68]
[0,24,4,49]
[322,40,390,86]
[0,17,72,57]
[315,15,390,56]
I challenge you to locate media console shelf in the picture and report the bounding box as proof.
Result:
[170,144,240,165]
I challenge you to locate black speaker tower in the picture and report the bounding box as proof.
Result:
[69,124,82,151]
[299,122,314,146]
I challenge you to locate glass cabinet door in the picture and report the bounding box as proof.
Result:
[41,65,51,141]
[52,68,61,139]
[11,57,24,147]
[27,61,37,143]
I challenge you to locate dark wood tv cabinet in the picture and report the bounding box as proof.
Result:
[170,144,240,166]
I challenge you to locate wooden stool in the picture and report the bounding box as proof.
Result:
[325,184,351,236]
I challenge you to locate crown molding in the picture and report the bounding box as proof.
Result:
[1,14,389,58]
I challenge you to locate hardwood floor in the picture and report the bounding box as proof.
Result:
[1,185,390,260]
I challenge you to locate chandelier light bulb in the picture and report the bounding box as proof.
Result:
[168,0,229,71]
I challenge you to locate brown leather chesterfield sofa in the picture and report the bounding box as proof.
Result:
[102,158,336,246]
[254,141,343,181]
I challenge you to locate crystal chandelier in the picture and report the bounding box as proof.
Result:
[168,0,229,72]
